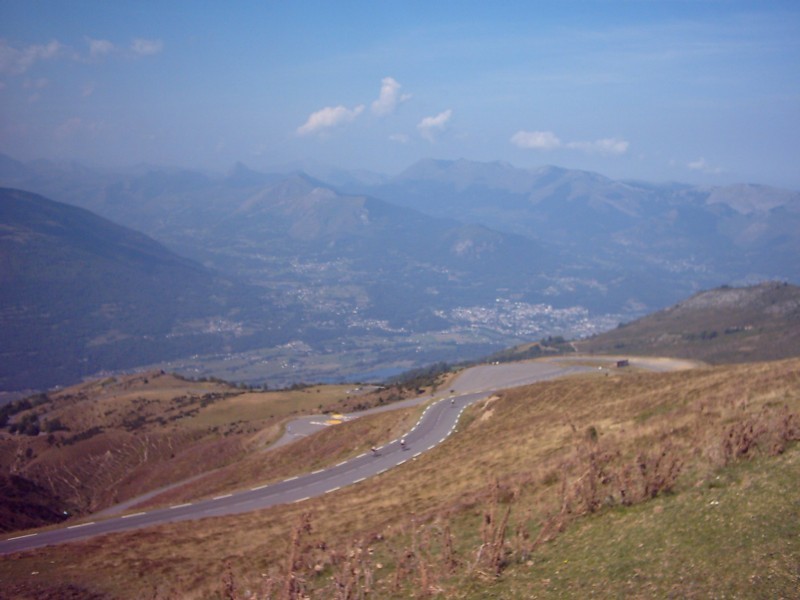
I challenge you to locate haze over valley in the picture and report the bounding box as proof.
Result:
[3,1,799,393]
[3,153,798,392]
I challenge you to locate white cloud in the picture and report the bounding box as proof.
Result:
[297,77,409,139]
[296,104,365,136]
[389,133,410,143]
[0,36,161,75]
[417,109,452,142]
[687,157,723,174]
[371,77,411,116]
[87,37,116,58]
[130,38,164,56]
[510,130,562,150]
[0,39,63,75]
[566,138,629,155]
[511,130,629,155]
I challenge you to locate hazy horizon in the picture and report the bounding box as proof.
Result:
[2,1,799,189]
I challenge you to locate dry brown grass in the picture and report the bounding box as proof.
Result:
[0,371,424,522]
[1,358,798,598]
[137,403,424,507]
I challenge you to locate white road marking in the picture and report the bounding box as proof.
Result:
[413,452,422,458]
[170,503,192,510]
[213,494,232,500]
[326,486,341,494]
[67,521,96,529]
[311,469,324,474]
[8,533,37,541]
[121,512,146,519]
[294,496,310,503]
[353,477,366,483]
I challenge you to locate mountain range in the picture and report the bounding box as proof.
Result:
[1,153,799,391]
[0,188,303,391]
[351,159,800,302]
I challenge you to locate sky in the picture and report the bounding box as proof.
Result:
[1,1,799,188]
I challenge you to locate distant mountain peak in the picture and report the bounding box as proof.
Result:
[706,183,800,215]
[225,162,281,188]
[0,153,30,180]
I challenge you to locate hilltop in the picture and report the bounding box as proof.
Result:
[576,281,800,363]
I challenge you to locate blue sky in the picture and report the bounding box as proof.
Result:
[1,1,799,187]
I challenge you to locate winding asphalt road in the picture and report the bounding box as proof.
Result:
[0,357,674,555]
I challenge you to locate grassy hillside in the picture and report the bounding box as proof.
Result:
[1,358,797,598]
[0,371,433,531]
[576,281,800,364]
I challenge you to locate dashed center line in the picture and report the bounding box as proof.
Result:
[67,521,96,529]
[121,512,146,519]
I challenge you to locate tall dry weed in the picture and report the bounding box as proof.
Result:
[280,512,314,599]
[719,405,800,466]
[324,539,375,600]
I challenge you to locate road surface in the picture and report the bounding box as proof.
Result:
[0,357,688,555]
